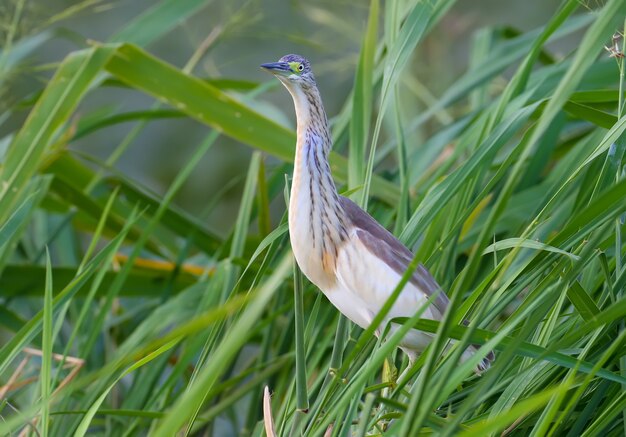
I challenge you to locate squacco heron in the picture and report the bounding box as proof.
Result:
[261,54,493,373]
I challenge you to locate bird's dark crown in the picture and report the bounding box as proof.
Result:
[278,54,311,74]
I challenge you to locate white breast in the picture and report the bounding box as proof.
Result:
[323,228,440,352]
[289,169,334,289]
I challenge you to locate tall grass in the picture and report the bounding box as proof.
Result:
[1,0,626,435]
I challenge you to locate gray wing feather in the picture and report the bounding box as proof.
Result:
[340,196,496,366]
[339,196,450,315]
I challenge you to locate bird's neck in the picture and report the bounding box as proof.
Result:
[287,83,348,274]
[290,84,333,168]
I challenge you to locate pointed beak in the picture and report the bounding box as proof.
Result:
[260,61,291,76]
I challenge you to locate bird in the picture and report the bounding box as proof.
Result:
[261,54,493,373]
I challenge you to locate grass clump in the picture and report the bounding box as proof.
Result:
[1,0,626,435]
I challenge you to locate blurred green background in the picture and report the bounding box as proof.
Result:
[2,0,565,233]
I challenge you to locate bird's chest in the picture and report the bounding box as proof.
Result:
[288,172,344,291]
[289,191,335,290]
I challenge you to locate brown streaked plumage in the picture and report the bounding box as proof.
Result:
[261,54,493,373]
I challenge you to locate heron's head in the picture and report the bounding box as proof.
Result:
[260,54,315,89]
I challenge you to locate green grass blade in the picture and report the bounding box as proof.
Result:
[152,255,292,436]
[290,263,309,435]
[567,280,601,321]
[73,340,180,437]
[456,385,568,437]
[483,237,580,261]
[39,249,53,437]
[348,0,378,196]
[361,0,452,208]
[109,0,211,46]
[0,209,139,377]
[0,46,115,222]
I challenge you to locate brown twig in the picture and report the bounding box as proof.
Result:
[501,415,526,436]
[0,348,85,437]
[0,356,30,399]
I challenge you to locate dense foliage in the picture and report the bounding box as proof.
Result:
[1,0,626,435]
